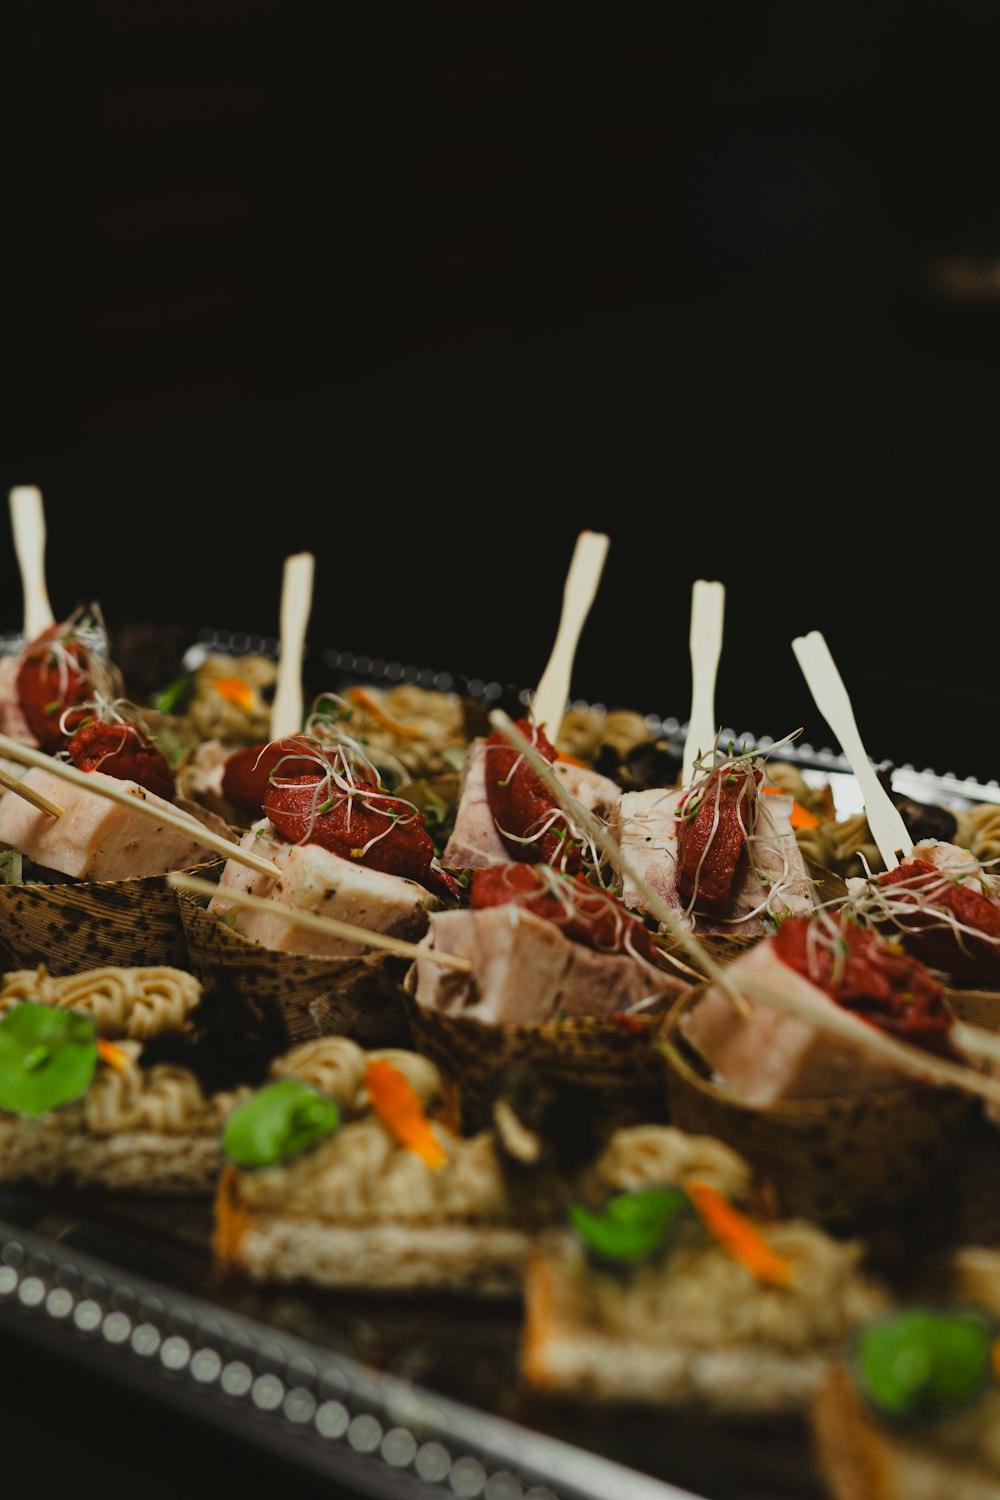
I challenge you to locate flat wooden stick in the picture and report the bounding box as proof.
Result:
[9,486,55,641]
[0,733,281,879]
[270,551,315,739]
[531,531,610,737]
[682,579,725,784]
[168,872,473,973]
[792,631,912,870]
[0,765,64,818]
[488,710,1000,1109]
[488,709,751,1017]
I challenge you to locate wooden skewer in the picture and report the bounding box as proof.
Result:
[531,531,610,738]
[0,766,64,818]
[9,486,55,641]
[270,551,315,740]
[168,872,474,974]
[682,579,725,785]
[488,709,751,1018]
[792,630,913,871]
[0,733,282,880]
[490,710,1000,1109]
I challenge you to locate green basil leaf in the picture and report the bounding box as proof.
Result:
[569,1186,693,1267]
[0,1003,98,1119]
[222,1078,340,1169]
[854,1308,996,1423]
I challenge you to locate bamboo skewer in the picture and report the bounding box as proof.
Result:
[487,709,1000,1108]
[270,551,315,740]
[0,733,281,879]
[792,630,913,870]
[531,531,609,737]
[8,486,54,642]
[168,872,474,973]
[0,766,64,818]
[682,579,725,785]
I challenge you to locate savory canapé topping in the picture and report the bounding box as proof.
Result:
[857,844,1000,985]
[773,913,954,1057]
[15,610,118,752]
[675,763,762,917]
[64,714,176,800]
[470,863,657,961]
[483,717,587,872]
[255,733,458,901]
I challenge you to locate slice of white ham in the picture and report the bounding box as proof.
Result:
[441,737,621,870]
[0,767,212,881]
[210,822,441,958]
[680,939,914,1106]
[410,904,687,1025]
[613,786,813,937]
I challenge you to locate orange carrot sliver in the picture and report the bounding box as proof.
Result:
[346,687,424,739]
[365,1058,446,1169]
[96,1037,132,1075]
[554,749,588,769]
[762,784,821,830]
[687,1178,791,1286]
[214,676,256,714]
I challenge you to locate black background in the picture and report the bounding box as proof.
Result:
[4,7,1000,1490]
[5,4,1000,781]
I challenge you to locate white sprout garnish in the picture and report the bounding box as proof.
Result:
[844,854,1000,963]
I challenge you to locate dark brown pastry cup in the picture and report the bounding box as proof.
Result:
[401,986,669,1135]
[659,985,974,1228]
[176,892,413,1049]
[0,861,222,973]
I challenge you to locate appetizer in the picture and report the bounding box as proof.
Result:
[522,1124,890,1412]
[613,740,814,938]
[215,1036,560,1295]
[813,1250,1000,1499]
[0,965,248,1194]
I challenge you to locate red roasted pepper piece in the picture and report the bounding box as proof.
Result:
[16,624,92,752]
[264,773,459,900]
[483,718,584,873]
[773,913,954,1057]
[471,863,657,960]
[65,720,175,801]
[222,737,336,818]
[876,858,1000,985]
[676,767,761,917]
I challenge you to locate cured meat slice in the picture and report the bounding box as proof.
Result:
[0,768,211,881]
[410,904,685,1026]
[442,737,620,871]
[210,822,441,958]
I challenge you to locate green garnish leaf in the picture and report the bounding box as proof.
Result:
[854,1308,996,1423]
[0,850,23,887]
[0,1003,98,1119]
[221,1078,340,1169]
[569,1186,693,1267]
[152,673,194,716]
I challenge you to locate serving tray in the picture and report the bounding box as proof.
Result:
[2,628,999,1500]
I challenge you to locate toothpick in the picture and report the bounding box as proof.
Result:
[488,710,1000,1110]
[9,486,54,641]
[270,552,315,740]
[531,531,609,737]
[792,630,912,870]
[488,709,751,1017]
[0,766,63,818]
[682,579,725,785]
[169,872,474,973]
[0,733,281,880]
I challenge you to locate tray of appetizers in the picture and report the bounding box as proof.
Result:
[2,511,1000,1500]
